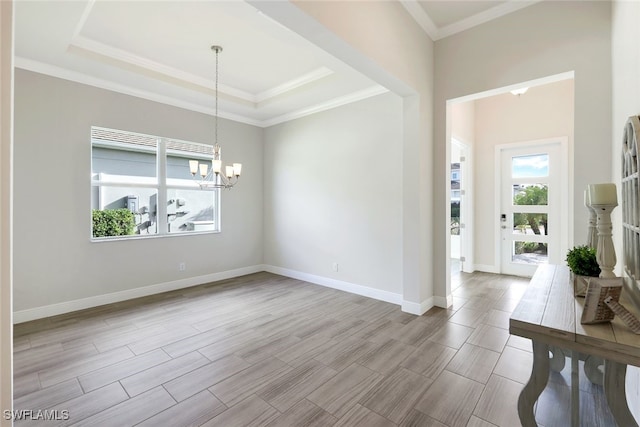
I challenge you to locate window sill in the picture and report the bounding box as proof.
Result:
[90,230,221,243]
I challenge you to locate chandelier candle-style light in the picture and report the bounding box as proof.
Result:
[189,45,242,189]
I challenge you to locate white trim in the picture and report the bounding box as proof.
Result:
[433,295,453,308]
[451,138,474,274]
[70,35,256,103]
[15,57,264,127]
[72,0,96,39]
[13,265,264,323]
[15,58,387,129]
[449,71,574,104]
[255,67,334,103]
[261,86,389,127]
[474,264,500,274]
[401,0,541,41]
[70,36,335,105]
[436,1,543,41]
[263,265,402,306]
[401,297,434,315]
[398,0,438,40]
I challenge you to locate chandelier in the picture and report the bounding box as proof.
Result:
[189,45,242,189]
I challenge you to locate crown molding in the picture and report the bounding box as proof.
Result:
[398,0,438,41]
[69,35,256,102]
[72,0,96,39]
[14,57,263,127]
[436,1,542,40]
[255,67,333,103]
[261,85,389,128]
[15,57,387,129]
[70,35,336,106]
[401,0,541,41]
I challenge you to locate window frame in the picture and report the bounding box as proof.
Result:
[90,127,220,241]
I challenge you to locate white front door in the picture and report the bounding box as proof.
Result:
[499,140,567,277]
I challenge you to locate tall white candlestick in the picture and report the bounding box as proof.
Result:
[595,204,617,278]
[585,190,598,248]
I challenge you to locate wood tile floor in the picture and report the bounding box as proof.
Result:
[12,271,617,426]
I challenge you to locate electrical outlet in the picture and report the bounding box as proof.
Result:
[332,262,339,272]
[179,262,186,271]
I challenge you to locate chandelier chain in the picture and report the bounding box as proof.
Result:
[215,47,219,147]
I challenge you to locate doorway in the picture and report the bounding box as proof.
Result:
[498,139,568,276]
[451,138,472,285]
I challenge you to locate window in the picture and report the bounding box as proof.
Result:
[91,127,219,239]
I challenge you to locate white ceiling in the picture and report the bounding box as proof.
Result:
[14,1,540,128]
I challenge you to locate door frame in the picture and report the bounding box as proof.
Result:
[494,137,569,276]
[451,138,474,274]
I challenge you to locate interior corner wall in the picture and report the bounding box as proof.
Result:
[12,69,263,317]
[473,79,575,269]
[611,0,640,418]
[435,1,611,292]
[289,0,435,309]
[263,93,403,297]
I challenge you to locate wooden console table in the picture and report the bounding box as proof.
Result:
[509,264,640,427]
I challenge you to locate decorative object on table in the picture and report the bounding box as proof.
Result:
[566,245,600,297]
[603,297,640,334]
[587,183,618,278]
[621,115,640,295]
[581,277,623,324]
[188,45,242,190]
[584,190,598,248]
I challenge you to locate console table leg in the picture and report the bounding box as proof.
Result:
[571,351,579,427]
[549,346,566,372]
[518,340,550,427]
[604,360,638,427]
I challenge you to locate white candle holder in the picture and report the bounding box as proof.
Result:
[593,204,618,278]
[587,205,598,249]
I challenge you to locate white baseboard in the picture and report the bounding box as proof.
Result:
[13,265,264,324]
[401,297,434,315]
[433,295,453,308]
[14,264,432,323]
[474,264,500,274]
[263,265,402,306]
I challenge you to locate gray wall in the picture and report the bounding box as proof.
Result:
[13,69,263,312]
[263,92,403,295]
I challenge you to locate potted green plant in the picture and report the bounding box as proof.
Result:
[566,245,600,296]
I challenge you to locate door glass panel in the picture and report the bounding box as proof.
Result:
[512,184,548,206]
[513,213,548,235]
[512,154,549,178]
[513,241,548,264]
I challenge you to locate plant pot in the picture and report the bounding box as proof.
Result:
[571,272,594,297]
